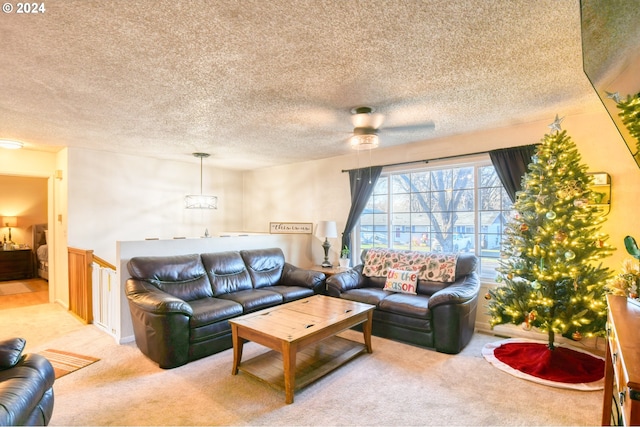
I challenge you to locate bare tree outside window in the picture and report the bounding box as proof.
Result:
[357,160,514,279]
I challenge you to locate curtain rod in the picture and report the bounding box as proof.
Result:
[340,149,492,173]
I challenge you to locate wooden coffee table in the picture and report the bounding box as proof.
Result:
[229,295,374,404]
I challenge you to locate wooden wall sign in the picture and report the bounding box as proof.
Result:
[269,222,313,234]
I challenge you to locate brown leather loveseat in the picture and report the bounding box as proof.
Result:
[326,248,480,354]
[125,248,325,368]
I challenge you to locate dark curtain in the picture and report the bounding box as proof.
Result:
[489,145,537,203]
[341,166,383,254]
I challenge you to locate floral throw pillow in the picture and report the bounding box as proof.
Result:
[363,249,458,283]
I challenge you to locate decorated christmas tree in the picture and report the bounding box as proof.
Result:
[608,91,640,158]
[487,117,613,350]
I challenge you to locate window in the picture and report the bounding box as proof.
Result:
[356,158,514,279]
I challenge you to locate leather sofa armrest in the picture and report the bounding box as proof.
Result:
[326,265,364,296]
[20,353,56,391]
[428,272,481,309]
[125,278,193,368]
[282,263,326,293]
[125,279,193,316]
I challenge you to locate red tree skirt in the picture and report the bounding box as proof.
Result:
[482,338,604,391]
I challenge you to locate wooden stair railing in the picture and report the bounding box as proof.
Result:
[93,254,116,271]
[67,248,116,324]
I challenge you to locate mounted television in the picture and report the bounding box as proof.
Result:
[580,0,640,168]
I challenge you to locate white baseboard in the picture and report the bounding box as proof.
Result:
[118,334,135,345]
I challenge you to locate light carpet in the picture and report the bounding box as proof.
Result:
[0,281,34,295]
[1,303,603,426]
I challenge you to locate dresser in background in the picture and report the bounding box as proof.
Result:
[602,294,640,426]
[0,248,33,281]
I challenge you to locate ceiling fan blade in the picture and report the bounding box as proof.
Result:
[382,122,435,132]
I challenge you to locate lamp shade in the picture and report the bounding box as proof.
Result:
[316,221,337,238]
[2,216,17,227]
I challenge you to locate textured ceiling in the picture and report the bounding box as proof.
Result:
[0,0,610,170]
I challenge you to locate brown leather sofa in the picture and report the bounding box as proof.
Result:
[326,249,480,354]
[125,248,325,368]
[0,338,55,426]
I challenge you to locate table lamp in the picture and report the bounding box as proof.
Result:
[316,221,338,268]
[2,216,17,243]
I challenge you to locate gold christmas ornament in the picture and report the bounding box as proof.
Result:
[554,231,568,242]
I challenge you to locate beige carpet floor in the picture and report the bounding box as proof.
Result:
[1,303,603,426]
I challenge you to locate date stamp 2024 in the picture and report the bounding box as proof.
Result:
[2,2,46,14]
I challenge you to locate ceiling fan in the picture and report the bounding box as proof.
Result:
[348,106,435,150]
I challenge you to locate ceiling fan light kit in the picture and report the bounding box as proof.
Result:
[346,105,434,151]
[349,107,380,150]
[350,130,379,150]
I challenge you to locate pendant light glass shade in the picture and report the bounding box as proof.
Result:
[185,194,218,209]
[185,153,218,209]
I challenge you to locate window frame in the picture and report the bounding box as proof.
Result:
[352,155,513,280]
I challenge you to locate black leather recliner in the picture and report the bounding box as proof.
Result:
[0,338,55,426]
[125,248,326,368]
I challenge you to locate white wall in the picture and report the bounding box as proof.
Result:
[66,147,245,265]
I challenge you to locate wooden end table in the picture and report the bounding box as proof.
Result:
[308,265,351,277]
[229,295,374,404]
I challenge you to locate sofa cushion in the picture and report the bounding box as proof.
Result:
[127,254,213,302]
[340,288,389,306]
[0,338,26,370]
[218,289,283,313]
[267,285,314,302]
[188,298,243,342]
[202,251,253,296]
[378,293,431,319]
[188,298,244,328]
[383,269,418,294]
[240,248,285,289]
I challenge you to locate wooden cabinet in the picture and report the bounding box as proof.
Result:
[602,295,640,426]
[0,249,33,281]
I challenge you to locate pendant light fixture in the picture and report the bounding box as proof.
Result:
[185,152,218,209]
